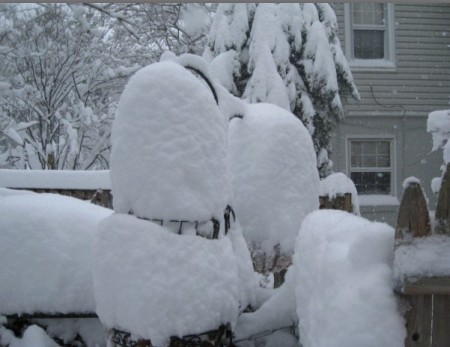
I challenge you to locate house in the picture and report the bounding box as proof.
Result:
[331,3,450,226]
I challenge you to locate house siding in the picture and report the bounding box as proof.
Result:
[330,4,450,225]
[334,3,450,117]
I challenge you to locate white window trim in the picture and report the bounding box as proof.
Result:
[344,3,396,71]
[346,135,397,198]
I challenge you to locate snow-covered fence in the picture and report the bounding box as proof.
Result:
[394,169,450,347]
[0,169,112,208]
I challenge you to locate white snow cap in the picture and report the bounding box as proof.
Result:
[295,210,405,347]
[402,176,421,190]
[319,172,360,215]
[228,102,319,271]
[94,214,239,346]
[110,61,228,221]
[0,193,112,315]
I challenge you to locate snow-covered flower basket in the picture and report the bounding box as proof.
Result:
[94,58,242,346]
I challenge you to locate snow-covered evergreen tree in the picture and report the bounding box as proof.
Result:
[204,3,360,177]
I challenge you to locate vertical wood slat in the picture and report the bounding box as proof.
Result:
[404,295,432,347]
[395,181,431,240]
[395,181,433,347]
[432,295,450,347]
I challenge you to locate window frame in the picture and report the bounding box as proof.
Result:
[346,136,396,197]
[344,3,396,70]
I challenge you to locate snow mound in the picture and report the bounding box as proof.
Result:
[319,172,360,215]
[110,61,228,221]
[94,214,239,346]
[295,210,405,347]
[0,324,59,347]
[228,102,319,271]
[402,176,421,190]
[0,193,112,315]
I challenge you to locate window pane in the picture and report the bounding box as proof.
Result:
[362,141,376,154]
[353,3,385,25]
[354,30,384,59]
[362,154,376,167]
[351,172,391,194]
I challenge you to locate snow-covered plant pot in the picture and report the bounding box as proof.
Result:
[95,60,241,346]
[228,103,319,274]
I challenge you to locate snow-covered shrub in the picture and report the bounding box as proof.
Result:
[229,102,319,273]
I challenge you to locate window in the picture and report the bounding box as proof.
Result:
[348,139,394,195]
[344,4,395,69]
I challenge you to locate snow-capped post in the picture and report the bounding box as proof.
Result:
[435,163,450,235]
[395,178,431,240]
[94,56,240,347]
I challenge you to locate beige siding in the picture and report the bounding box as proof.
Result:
[333,3,450,118]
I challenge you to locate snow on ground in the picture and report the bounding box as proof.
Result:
[394,235,450,285]
[0,169,110,189]
[228,102,319,271]
[0,193,112,315]
[319,172,360,215]
[94,213,239,346]
[110,61,228,222]
[294,210,405,347]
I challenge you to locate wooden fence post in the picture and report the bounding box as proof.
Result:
[319,193,352,213]
[395,181,432,347]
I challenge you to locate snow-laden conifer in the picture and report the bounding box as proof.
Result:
[204,3,360,177]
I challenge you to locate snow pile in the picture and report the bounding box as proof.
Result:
[228,220,258,311]
[228,103,319,272]
[394,235,450,284]
[319,172,360,215]
[0,169,111,189]
[94,214,239,346]
[110,61,228,221]
[1,325,60,347]
[0,193,112,315]
[236,268,297,342]
[295,210,405,347]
